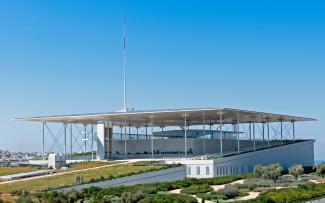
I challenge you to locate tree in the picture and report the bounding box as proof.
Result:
[316,164,325,178]
[289,164,304,180]
[261,163,283,183]
[254,164,265,178]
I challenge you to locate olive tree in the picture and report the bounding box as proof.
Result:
[316,163,325,178]
[259,163,283,183]
[289,164,304,180]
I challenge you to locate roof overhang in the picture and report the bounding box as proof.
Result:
[14,107,316,127]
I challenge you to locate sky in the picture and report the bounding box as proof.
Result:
[0,0,324,159]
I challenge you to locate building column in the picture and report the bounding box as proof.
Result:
[91,124,94,160]
[150,118,154,159]
[249,122,252,140]
[262,122,265,141]
[84,124,87,152]
[202,111,206,155]
[64,123,67,156]
[70,123,73,155]
[253,122,256,151]
[292,121,295,142]
[42,122,45,160]
[267,121,270,147]
[280,121,283,142]
[219,112,223,157]
[124,121,127,159]
[236,113,240,154]
[184,116,188,157]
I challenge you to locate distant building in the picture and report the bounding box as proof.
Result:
[17,107,315,176]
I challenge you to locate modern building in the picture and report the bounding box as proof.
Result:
[16,107,315,176]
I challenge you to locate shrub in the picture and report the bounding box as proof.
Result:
[254,165,265,178]
[0,198,3,203]
[217,187,239,199]
[196,192,227,201]
[289,164,304,180]
[15,196,35,203]
[180,184,213,195]
[316,164,325,178]
[256,163,283,183]
[138,194,197,203]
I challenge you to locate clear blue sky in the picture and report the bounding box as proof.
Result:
[0,0,324,159]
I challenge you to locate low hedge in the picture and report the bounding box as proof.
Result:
[240,183,325,203]
[180,184,213,195]
[138,194,197,203]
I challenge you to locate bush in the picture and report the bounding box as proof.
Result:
[180,184,213,195]
[138,194,197,203]
[217,187,239,199]
[316,164,325,178]
[254,163,283,183]
[196,192,227,201]
[254,165,265,178]
[0,198,3,203]
[289,164,304,180]
[15,196,35,203]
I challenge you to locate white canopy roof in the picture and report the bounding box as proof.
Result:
[15,107,315,127]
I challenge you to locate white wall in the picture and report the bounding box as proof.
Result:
[166,140,314,178]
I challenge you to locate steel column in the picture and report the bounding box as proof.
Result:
[124,121,127,159]
[202,111,206,155]
[292,121,295,142]
[151,119,154,159]
[267,121,270,147]
[91,124,94,160]
[237,113,240,154]
[219,113,223,157]
[184,116,188,157]
[64,123,67,155]
[280,121,283,142]
[262,122,265,141]
[70,123,73,155]
[42,122,45,160]
[84,124,87,152]
[253,122,256,151]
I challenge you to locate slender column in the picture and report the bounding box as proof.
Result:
[280,121,283,142]
[292,121,295,142]
[267,121,270,147]
[124,121,127,159]
[64,123,67,156]
[83,124,87,152]
[151,119,154,159]
[249,122,252,140]
[253,122,256,151]
[219,113,223,157]
[120,126,123,140]
[91,124,94,160]
[209,124,212,139]
[145,124,148,140]
[70,123,73,155]
[42,122,45,161]
[237,114,240,154]
[203,111,206,155]
[262,122,265,141]
[184,116,188,157]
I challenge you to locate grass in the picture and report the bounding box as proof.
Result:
[0,167,41,176]
[0,162,175,193]
[64,161,124,171]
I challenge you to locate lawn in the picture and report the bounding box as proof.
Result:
[64,161,124,171]
[0,167,41,177]
[0,162,174,193]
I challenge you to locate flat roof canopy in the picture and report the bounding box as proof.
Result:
[15,107,316,127]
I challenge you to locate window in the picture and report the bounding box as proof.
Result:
[206,166,210,175]
[196,166,200,175]
[187,166,191,175]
